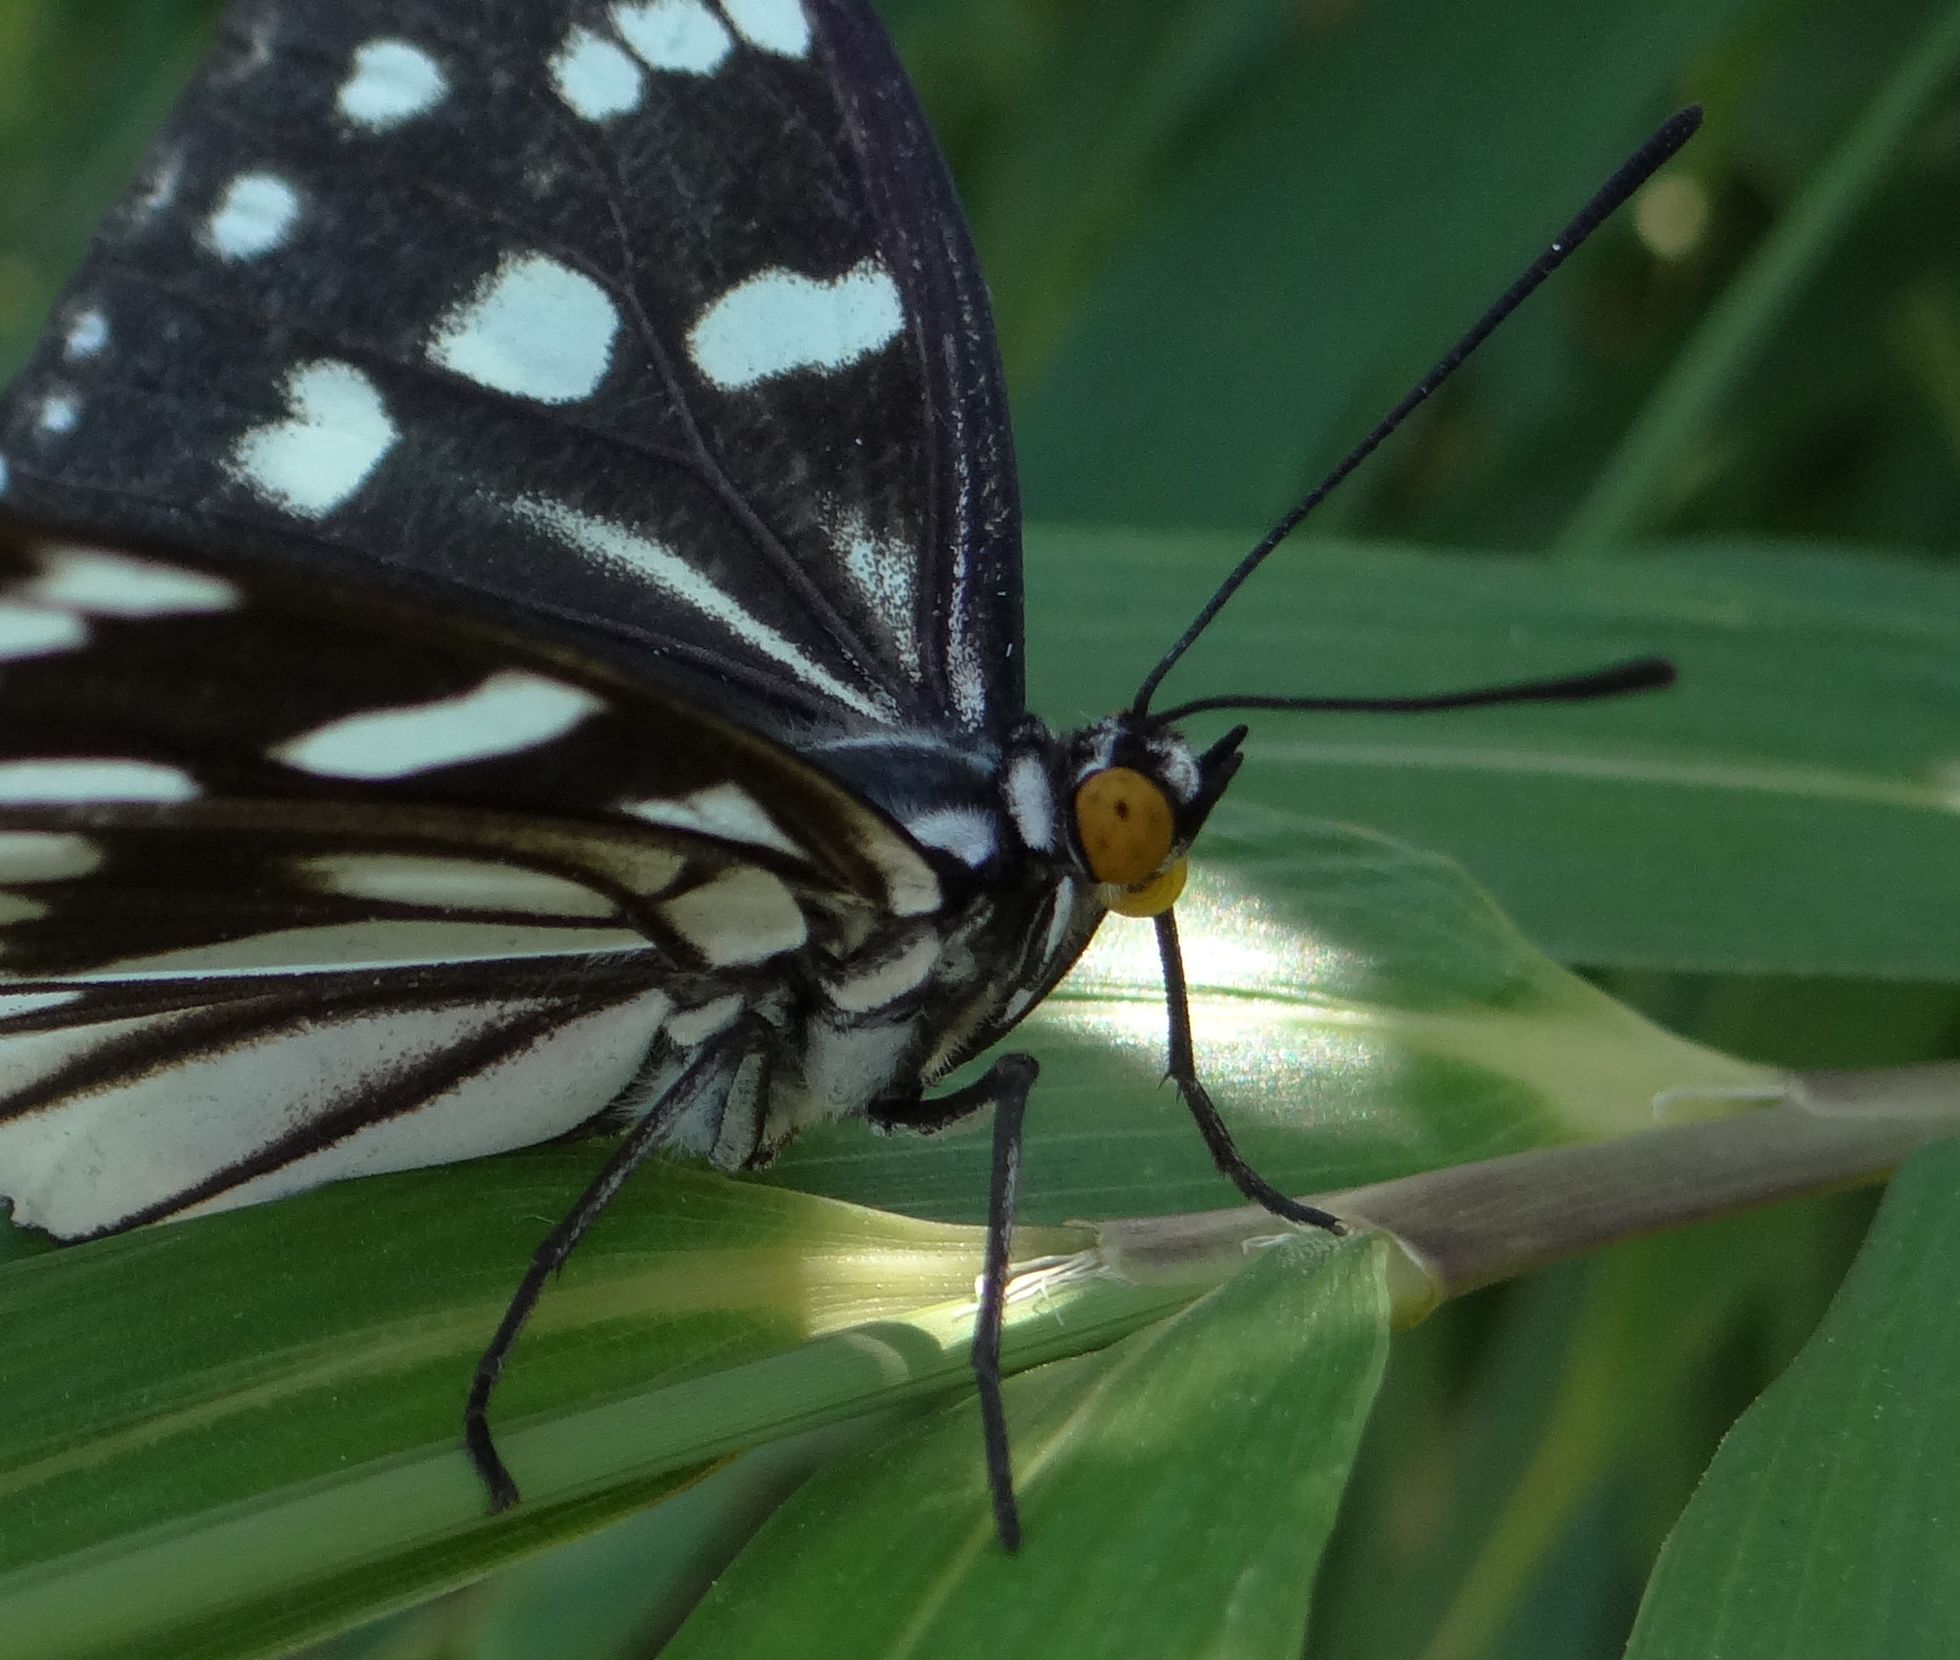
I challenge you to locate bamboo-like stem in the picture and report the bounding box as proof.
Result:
[1093,1063,1960,1323]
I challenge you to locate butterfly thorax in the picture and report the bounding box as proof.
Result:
[664,710,1220,1169]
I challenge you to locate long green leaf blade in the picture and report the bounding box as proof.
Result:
[1624,1136,1960,1659]
[662,1231,1391,1660]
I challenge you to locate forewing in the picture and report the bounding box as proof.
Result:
[0,0,1022,738]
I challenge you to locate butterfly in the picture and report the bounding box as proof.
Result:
[0,0,1693,1549]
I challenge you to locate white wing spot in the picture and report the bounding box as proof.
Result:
[297,853,618,919]
[611,0,733,74]
[0,833,103,882]
[272,671,605,781]
[823,934,939,1013]
[203,172,302,261]
[64,310,109,360]
[0,604,87,662]
[37,395,80,435]
[231,360,398,518]
[661,867,807,967]
[25,546,237,616]
[903,807,998,868]
[511,496,895,722]
[0,892,50,925]
[667,992,743,1047]
[338,39,448,131]
[550,27,644,119]
[429,253,619,404]
[723,0,811,56]
[687,259,904,391]
[621,783,804,860]
[0,760,199,804]
[857,832,941,919]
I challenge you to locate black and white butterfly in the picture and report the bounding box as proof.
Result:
[0,0,1693,1547]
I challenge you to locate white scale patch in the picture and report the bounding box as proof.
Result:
[511,495,895,722]
[337,39,448,131]
[1041,878,1080,963]
[831,507,919,678]
[429,252,619,404]
[203,171,302,261]
[231,359,399,519]
[1005,753,1055,851]
[64,310,109,360]
[823,933,938,1013]
[551,26,644,119]
[611,0,731,74]
[801,1019,912,1113]
[0,760,199,805]
[621,783,803,860]
[661,866,807,967]
[902,806,997,868]
[0,832,102,883]
[722,0,812,57]
[23,546,236,617]
[129,152,185,226]
[296,853,619,919]
[272,670,604,781]
[687,259,904,391]
[0,604,88,663]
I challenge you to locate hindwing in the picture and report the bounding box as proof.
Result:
[0,527,948,1238]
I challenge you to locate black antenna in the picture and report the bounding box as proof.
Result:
[1151,654,1675,724]
[1132,105,1703,717]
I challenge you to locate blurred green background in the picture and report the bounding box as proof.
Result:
[0,0,1954,1657]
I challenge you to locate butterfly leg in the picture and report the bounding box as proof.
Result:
[872,1052,1038,1552]
[1155,910,1344,1233]
[464,1038,738,1512]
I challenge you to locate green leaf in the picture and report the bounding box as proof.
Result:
[0,822,1765,1660]
[0,1162,1119,1660]
[1021,528,1960,981]
[1013,0,1753,526]
[1624,1135,1960,1658]
[660,1231,1391,1660]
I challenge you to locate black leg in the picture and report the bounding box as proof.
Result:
[870,1053,1039,1549]
[866,1075,998,1135]
[971,1054,1036,1552]
[464,1041,731,1511]
[1155,910,1344,1234]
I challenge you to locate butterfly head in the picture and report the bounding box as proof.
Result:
[1056,716,1246,918]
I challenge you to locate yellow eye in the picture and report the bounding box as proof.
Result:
[1073,766,1175,886]
[1107,857,1186,918]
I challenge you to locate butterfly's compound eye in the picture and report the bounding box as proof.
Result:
[1073,766,1186,916]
